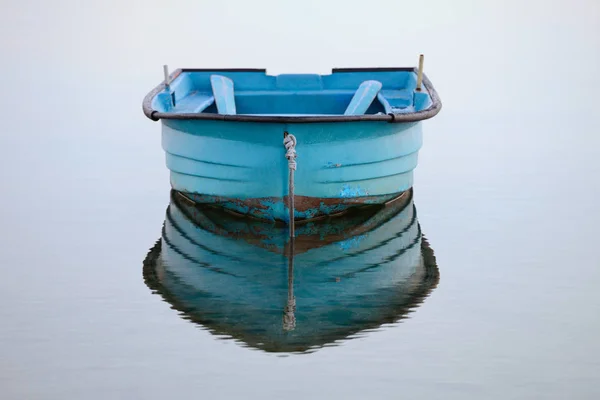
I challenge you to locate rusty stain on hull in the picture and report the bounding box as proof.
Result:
[177,191,408,223]
[172,189,413,255]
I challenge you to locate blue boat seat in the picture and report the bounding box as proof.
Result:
[174,92,215,113]
[210,75,237,115]
[344,80,383,115]
[377,89,413,113]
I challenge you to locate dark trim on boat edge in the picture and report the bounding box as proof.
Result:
[142,67,442,123]
[331,67,417,73]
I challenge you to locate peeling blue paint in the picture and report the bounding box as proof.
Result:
[340,185,368,198]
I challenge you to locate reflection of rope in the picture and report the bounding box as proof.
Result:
[283,297,296,332]
[283,132,297,237]
[283,237,296,331]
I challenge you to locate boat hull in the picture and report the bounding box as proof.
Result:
[162,118,422,221]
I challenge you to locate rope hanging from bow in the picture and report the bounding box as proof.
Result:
[283,133,297,237]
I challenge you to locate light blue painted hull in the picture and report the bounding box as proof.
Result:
[143,190,439,353]
[162,119,422,220]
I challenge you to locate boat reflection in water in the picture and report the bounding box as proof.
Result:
[143,189,439,354]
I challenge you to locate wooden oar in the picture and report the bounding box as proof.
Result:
[344,80,383,115]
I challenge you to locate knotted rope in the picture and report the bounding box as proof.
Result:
[283,133,297,170]
[283,132,297,237]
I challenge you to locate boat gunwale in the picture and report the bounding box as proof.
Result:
[142,67,442,124]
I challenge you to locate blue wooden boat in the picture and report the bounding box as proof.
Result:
[143,189,439,353]
[142,59,441,222]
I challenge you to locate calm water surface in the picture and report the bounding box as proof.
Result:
[1,1,599,399]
